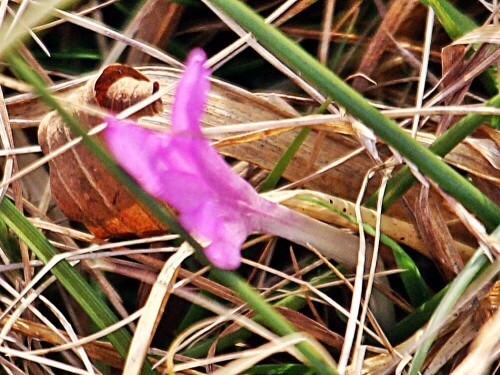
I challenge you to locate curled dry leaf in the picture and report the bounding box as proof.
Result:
[38,64,167,238]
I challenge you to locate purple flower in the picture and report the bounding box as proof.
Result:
[105,49,269,269]
[105,49,362,270]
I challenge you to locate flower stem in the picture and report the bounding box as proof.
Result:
[257,199,365,270]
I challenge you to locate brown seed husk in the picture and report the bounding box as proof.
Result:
[38,64,167,238]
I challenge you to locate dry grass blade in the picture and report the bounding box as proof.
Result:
[0,88,14,204]
[318,0,335,64]
[275,306,344,349]
[242,259,383,344]
[7,0,31,35]
[411,6,434,138]
[50,7,183,68]
[454,23,500,44]
[352,0,420,92]
[0,0,72,56]
[165,287,307,372]
[203,0,336,110]
[430,179,500,258]
[427,45,500,107]
[210,333,315,375]
[421,279,500,374]
[347,262,499,374]
[207,0,318,68]
[0,346,89,374]
[339,166,392,372]
[0,315,126,370]
[352,172,394,371]
[31,0,119,32]
[423,313,478,374]
[123,243,194,374]
[0,275,96,373]
[451,281,500,375]
[465,136,500,170]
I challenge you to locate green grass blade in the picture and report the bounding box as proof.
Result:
[259,127,311,192]
[385,287,447,344]
[0,199,158,373]
[205,0,500,231]
[0,213,21,263]
[420,0,476,40]
[364,93,500,209]
[245,364,315,375]
[408,225,500,374]
[211,269,339,375]
[36,51,102,60]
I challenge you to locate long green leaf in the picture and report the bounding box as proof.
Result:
[365,93,500,209]
[0,199,157,373]
[205,0,500,231]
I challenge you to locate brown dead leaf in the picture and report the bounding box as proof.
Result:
[125,0,185,65]
[37,64,167,238]
[481,125,500,148]
[465,137,500,170]
[415,186,464,281]
[438,44,469,133]
[442,44,466,89]
[4,66,491,251]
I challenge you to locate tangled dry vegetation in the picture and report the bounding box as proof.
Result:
[0,0,498,374]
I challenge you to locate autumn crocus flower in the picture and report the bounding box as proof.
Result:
[104,49,364,270]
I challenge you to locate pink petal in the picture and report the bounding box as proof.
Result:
[179,200,250,270]
[171,49,211,135]
[202,215,249,270]
[104,117,173,199]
